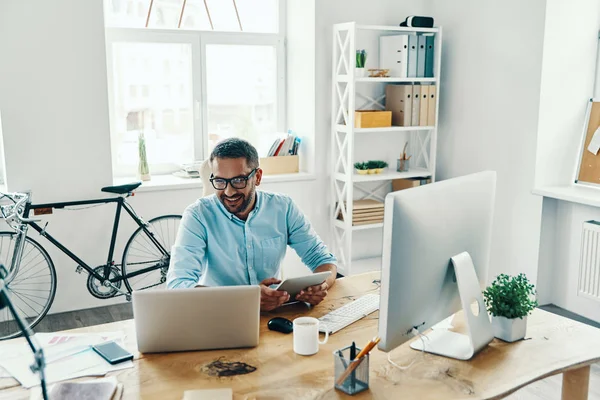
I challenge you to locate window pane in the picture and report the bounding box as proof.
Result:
[146,0,184,29]
[104,0,152,28]
[235,0,278,33]
[204,0,239,32]
[206,45,277,153]
[104,0,278,33]
[110,42,195,175]
[179,0,212,30]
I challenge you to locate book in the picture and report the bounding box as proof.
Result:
[182,388,233,400]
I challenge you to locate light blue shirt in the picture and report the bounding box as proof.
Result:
[166,191,337,288]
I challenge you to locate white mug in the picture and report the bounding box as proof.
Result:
[293,317,329,356]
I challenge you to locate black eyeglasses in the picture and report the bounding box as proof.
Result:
[209,168,258,190]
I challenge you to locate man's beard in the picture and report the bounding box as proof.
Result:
[220,188,255,215]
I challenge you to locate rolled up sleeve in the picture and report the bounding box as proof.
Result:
[286,199,337,271]
[166,205,207,289]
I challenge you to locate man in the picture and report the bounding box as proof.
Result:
[167,138,337,311]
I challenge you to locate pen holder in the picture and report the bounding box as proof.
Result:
[334,346,369,395]
[397,158,410,172]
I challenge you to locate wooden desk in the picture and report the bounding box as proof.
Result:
[1,272,599,399]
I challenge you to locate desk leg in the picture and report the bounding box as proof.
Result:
[562,365,590,400]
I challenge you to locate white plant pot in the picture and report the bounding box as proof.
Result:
[355,67,366,78]
[491,316,527,342]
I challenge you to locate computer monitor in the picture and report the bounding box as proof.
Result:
[377,171,496,360]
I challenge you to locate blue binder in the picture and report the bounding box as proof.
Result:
[417,35,426,77]
[407,35,418,78]
[425,36,435,77]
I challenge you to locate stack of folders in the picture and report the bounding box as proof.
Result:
[379,34,435,78]
[385,84,436,127]
[338,200,385,226]
[266,131,300,157]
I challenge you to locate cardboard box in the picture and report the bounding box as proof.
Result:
[259,155,299,175]
[354,111,392,128]
[392,177,431,191]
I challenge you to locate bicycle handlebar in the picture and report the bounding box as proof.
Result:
[0,192,40,225]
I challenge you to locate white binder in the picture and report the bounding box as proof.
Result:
[407,35,418,78]
[379,35,409,78]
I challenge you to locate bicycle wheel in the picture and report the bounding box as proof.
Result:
[122,215,181,292]
[0,232,56,340]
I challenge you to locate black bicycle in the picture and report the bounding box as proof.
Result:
[0,182,181,340]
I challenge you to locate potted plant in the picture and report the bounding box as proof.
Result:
[354,162,368,175]
[138,131,151,181]
[356,50,367,77]
[366,160,380,174]
[483,273,538,342]
[374,160,388,174]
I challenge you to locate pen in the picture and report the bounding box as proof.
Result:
[336,336,381,386]
[350,341,356,389]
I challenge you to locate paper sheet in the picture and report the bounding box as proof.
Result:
[587,126,600,155]
[0,332,133,388]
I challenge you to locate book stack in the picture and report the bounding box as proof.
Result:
[338,199,385,226]
[266,131,300,157]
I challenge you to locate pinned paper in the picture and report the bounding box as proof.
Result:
[587,126,600,155]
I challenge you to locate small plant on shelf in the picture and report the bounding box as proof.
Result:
[483,273,538,342]
[356,49,367,77]
[364,160,387,174]
[354,162,369,175]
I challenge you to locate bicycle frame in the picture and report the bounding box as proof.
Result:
[13,196,171,285]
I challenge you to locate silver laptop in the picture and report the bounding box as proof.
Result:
[132,286,260,353]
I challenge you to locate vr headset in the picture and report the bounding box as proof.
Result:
[400,16,434,28]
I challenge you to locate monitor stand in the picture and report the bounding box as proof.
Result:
[410,251,494,360]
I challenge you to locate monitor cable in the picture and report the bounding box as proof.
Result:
[387,327,428,371]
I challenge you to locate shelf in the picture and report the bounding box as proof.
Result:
[334,220,384,231]
[339,257,382,276]
[336,75,437,83]
[356,24,439,34]
[335,168,431,183]
[532,185,600,208]
[336,124,434,133]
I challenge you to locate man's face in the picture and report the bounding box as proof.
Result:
[211,157,262,215]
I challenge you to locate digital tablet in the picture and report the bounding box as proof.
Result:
[274,271,332,299]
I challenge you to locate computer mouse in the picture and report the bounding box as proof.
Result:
[267,317,293,334]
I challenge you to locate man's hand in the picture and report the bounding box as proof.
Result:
[259,278,290,312]
[296,282,328,306]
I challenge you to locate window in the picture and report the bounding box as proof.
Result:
[104,0,284,177]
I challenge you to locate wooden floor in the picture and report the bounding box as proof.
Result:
[32,303,600,399]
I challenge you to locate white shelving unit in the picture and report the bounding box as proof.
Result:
[330,22,442,276]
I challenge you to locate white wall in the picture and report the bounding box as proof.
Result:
[534,0,600,188]
[429,0,546,282]
[0,0,113,201]
[535,0,600,321]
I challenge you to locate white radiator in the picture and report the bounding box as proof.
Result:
[578,221,600,301]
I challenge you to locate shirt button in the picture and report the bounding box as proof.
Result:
[247,245,251,249]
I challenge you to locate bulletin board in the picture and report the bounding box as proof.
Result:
[576,101,600,186]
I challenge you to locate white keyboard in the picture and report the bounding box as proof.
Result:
[318,294,380,334]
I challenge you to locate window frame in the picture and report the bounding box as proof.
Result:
[104,1,286,178]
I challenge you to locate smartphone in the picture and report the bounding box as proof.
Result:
[92,341,134,365]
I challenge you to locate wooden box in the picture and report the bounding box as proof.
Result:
[259,155,299,175]
[354,110,392,128]
[392,177,432,191]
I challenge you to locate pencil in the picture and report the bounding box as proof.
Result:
[335,336,380,386]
